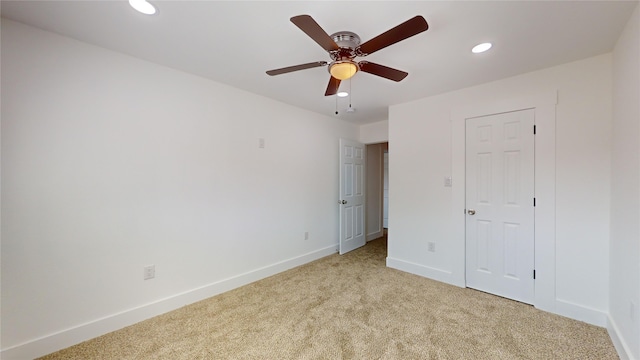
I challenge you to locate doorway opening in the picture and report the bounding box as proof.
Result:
[365,142,388,243]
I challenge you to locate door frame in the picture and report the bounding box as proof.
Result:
[451,91,557,313]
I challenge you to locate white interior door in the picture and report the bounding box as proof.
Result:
[465,109,535,304]
[339,138,366,254]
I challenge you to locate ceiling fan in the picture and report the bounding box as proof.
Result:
[266,15,429,96]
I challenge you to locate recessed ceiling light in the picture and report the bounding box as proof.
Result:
[472,42,492,54]
[337,92,349,97]
[129,0,156,15]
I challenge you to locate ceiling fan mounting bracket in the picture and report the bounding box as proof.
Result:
[330,31,361,49]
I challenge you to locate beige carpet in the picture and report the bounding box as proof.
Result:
[39,237,618,359]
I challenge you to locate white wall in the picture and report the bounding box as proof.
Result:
[609,4,640,360]
[360,120,389,144]
[388,54,613,326]
[0,20,358,359]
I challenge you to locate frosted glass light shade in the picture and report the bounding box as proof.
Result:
[330,62,358,80]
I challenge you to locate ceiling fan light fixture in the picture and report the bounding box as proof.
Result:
[330,61,358,80]
[337,92,349,97]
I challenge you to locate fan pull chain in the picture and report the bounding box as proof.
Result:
[349,77,352,109]
[335,93,338,115]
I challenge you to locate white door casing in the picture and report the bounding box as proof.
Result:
[339,138,366,255]
[465,109,535,304]
[383,152,389,229]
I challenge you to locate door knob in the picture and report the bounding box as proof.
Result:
[467,209,476,215]
[339,200,347,204]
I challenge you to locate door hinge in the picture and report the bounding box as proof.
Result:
[533,125,537,134]
[533,269,536,279]
[533,198,536,207]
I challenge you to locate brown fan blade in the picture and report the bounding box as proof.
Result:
[325,76,341,96]
[291,15,340,52]
[266,61,328,76]
[357,16,428,56]
[359,61,408,82]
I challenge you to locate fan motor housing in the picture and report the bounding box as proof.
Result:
[330,31,361,61]
[331,31,361,49]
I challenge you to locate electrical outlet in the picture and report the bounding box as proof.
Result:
[304,231,309,240]
[427,242,436,252]
[258,138,265,148]
[144,265,155,280]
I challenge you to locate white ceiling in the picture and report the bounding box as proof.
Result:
[2,0,637,125]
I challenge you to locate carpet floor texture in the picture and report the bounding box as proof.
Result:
[38,237,618,359]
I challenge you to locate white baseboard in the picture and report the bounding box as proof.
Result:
[1,245,338,360]
[386,256,464,288]
[366,230,384,241]
[385,259,613,329]
[607,315,636,360]
[554,298,608,327]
